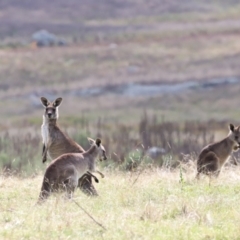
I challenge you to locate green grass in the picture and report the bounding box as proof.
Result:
[1,166,240,239]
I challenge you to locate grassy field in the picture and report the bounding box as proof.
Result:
[1,166,240,240]
[1,2,240,238]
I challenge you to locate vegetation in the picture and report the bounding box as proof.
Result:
[0,1,240,238]
[0,114,235,175]
[1,168,240,239]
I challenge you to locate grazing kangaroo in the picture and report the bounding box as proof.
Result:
[196,123,240,178]
[40,97,104,196]
[38,138,107,203]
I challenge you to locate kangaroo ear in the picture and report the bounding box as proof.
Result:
[88,137,95,145]
[53,97,62,107]
[229,123,235,132]
[40,97,50,107]
[95,138,101,147]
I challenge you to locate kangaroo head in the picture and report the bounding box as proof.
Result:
[88,137,107,161]
[229,123,240,150]
[40,97,62,120]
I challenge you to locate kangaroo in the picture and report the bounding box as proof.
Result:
[40,97,85,163]
[38,138,107,203]
[40,97,104,196]
[196,123,240,178]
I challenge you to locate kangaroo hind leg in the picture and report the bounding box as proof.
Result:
[199,152,220,177]
[63,170,78,199]
[37,176,52,204]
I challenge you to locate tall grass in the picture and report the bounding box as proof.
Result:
[0,115,232,176]
[0,131,43,176]
[1,167,240,239]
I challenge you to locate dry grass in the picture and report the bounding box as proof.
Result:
[1,27,240,91]
[1,165,240,239]
[1,3,240,238]
[1,0,240,40]
[0,2,240,125]
[1,28,240,125]
[0,0,239,127]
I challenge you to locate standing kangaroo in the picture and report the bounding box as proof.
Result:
[38,138,107,203]
[196,123,240,178]
[40,97,104,196]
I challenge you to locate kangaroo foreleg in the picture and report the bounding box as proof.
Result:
[95,170,105,178]
[42,144,48,163]
[42,144,45,156]
[86,171,99,183]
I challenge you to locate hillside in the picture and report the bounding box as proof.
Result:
[0,0,239,125]
[0,0,240,40]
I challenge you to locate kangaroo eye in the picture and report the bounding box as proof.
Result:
[235,136,238,140]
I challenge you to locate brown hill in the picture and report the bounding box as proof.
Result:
[0,0,239,39]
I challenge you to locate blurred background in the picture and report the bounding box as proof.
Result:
[0,0,240,175]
